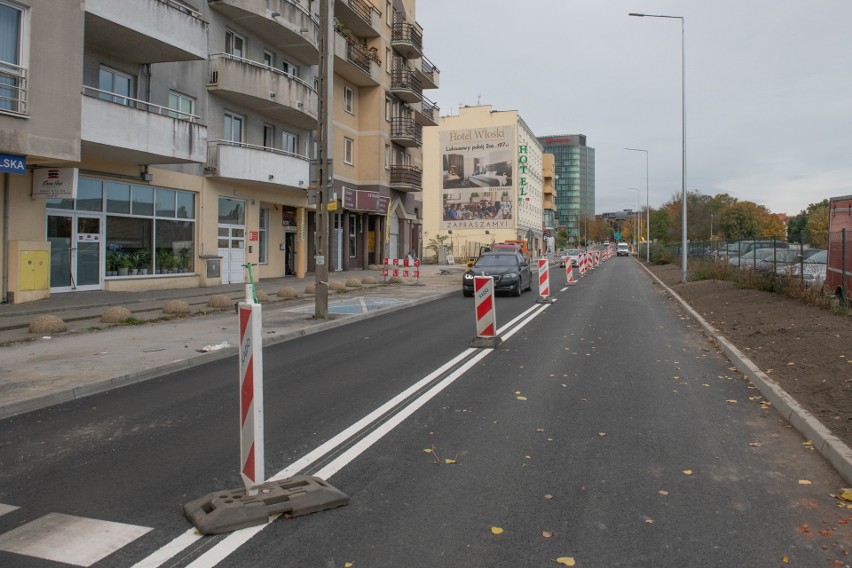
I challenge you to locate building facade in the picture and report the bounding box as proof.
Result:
[422,105,544,260]
[0,0,437,303]
[537,134,595,242]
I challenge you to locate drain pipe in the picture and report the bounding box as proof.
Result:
[2,172,8,303]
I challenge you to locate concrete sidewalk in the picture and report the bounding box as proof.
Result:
[0,264,466,420]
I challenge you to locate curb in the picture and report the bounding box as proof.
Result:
[637,260,852,486]
[0,288,457,421]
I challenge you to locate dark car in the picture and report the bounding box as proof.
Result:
[462,252,532,297]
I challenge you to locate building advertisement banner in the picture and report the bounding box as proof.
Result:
[32,168,78,199]
[440,126,515,230]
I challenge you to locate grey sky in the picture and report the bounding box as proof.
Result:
[416,0,852,217]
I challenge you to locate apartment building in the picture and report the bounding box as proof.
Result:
[422,105,544,259]
[0,0,437,303]
[542,153,556,235]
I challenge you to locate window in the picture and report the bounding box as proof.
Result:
[224,111,243,143]
[263,50,274,68]
[281,58,299,77]
[0,1,25,113]
[343,85,354,114]
[385,48,391,74]
[385,97,393,121]
[98,66,132,105]
[343,137,354,165]
[349,214,357,258]
[263,124,275,148]
[259,208,269,264]
[168,91,194,120]
[225,30,244,57]
[282,130,298,155]
[386,1,392,26]
[384,144,390,170]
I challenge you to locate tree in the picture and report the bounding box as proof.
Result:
[805,200,829,248]
[719,201,768,240]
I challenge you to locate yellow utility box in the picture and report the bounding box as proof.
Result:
[9,241,51,303]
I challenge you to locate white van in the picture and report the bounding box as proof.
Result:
[617,242,630,257]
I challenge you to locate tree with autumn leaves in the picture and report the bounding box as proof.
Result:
[648,191,798,244]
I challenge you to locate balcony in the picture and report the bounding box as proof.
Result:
[208,0,319,63]
[0,62,27,116]
[333,31,381,87]
[390,117,422,147]
[414,55,439,90]
[81,87,207,164]
[334,0,381,38]
[207,54,318,130]
[391,21,423,60]
[205,140,310,191]
[390,68,422,103]
[413,96,439,127]
[389,164,422,192]
[85,0,207,63]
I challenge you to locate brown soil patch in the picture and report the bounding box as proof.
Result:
[645,263,852,449]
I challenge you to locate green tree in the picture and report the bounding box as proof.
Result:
[719,201,768,240]
[805,200,829,248]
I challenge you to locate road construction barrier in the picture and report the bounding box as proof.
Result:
[383,257,420,283]
[566,263,576,285]
[579,252,587,276]
[595,250,601,267]
[238,287,264,490]
[538,258,550,299]
[474,276,496,338]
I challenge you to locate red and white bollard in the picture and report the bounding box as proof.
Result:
[538,258,550,300]
[579,252,586,277]
[471,276,501,348]
[566,262,576,285]
[595,250,601,267]
[238,293,264,491]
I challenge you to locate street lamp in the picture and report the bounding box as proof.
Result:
[625,147,650,262]
[628,188,641,248]
[629,12,687,282]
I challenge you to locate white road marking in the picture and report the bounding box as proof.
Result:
[136,299,552,567]
[0,503,19,517]
[0,512,151,567]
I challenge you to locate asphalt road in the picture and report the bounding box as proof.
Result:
[1,258,850,567]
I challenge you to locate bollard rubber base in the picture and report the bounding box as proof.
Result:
[536,298,556,304]
[184,475,348,535]
[470,335,502,349]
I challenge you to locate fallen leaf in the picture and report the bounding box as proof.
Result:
[542,530,553,538]
[536,428,545,432]
[555,558,576,567]
[765,369,774,374]
[517,396,528,401]
[726,399,738,404]
[702,384,710,387]
[803,440,813,447]
[799,479,812,485]
[491,526,504,535]
[644,517,654,524]
[783,557,789,564]
[787,362,795,366]
[598,432,607,437]
[444,458,457,465]
[345,563,354,568]
[839,489,852,501]
[683,469,693,475]
[515,390,521,395]
[544,494,554,500]
[749,442,762,447]
[423,448,433,453]
[658,490,669,496]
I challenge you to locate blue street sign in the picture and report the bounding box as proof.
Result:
[0,153,26,175]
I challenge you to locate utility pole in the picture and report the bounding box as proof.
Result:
[314,0,334,319]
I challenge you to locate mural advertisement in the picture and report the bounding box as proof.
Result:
[440,126,515,230]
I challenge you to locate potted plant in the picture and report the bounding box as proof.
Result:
[117,252,132,276]
[177,248,193,273]
[156,249,173,274]
[105,251,118,277]
[136,249,151,275]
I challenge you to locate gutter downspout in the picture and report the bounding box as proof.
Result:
[2,172,8,303]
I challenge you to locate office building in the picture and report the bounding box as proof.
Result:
[537,134,595,242]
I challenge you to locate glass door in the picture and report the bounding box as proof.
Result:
[47,213,102,291]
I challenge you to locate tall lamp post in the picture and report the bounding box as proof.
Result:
[625,147,650,262]
[629,12,687,282]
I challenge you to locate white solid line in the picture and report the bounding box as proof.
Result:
[140,302,549,568]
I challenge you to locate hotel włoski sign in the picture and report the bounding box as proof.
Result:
[439,126,515,230]
[32,168,78,199]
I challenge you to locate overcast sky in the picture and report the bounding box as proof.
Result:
[416,0,852,216]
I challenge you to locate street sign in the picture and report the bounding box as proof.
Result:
[0,152,26,175]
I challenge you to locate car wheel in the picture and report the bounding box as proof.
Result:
[463,289,473,297]
[525,275,532,291]
[513,280,522,297]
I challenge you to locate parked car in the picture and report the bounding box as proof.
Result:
[560,248,581,267]
[729,247,777,269]
[462,251,532,297]
[781,250,827,286]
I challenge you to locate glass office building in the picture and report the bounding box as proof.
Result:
[537,134,595,241]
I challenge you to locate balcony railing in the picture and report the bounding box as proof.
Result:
[419,55,439,88]
[206,139,309,172]
[391,21,423,59]
[390,164,422,191]
[421,96,438,122]
[390,68,422,103]
[82,85,200,121]
[390,117,422,146]
[335,29,372,75]
[0,62,27,116]
[343,0,375,26]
